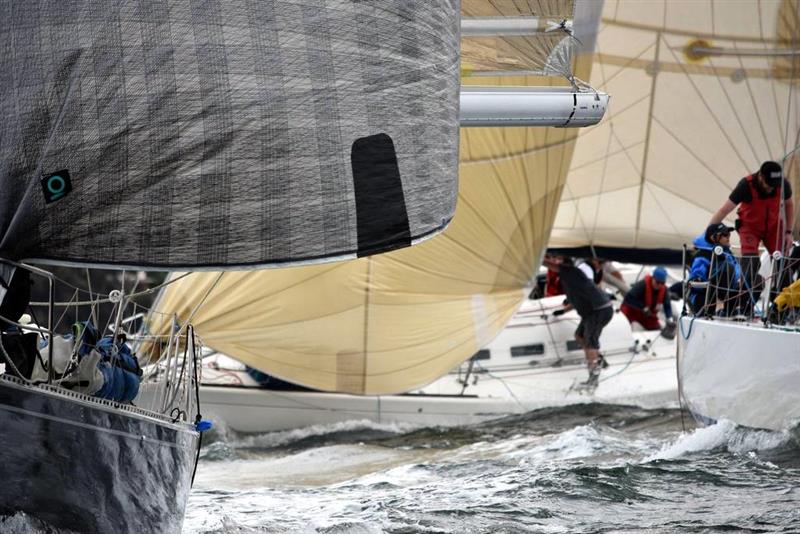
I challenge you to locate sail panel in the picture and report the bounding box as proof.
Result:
[0,1,460,269]
[551,0,800,259]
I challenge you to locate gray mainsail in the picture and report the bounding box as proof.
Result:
[0,0,460,270]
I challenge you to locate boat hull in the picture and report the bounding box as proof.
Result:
[678,317,800,431]
[200,347,678,434]
[200,296,679,433]
[0,377,199,533]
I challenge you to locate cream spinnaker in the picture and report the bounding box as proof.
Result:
[551,0,800,261]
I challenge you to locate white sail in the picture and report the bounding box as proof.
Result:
[550,0,800,262]
[148,1,605,395]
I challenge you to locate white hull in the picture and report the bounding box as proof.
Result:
[678,317,800,431]
[201,296,679,433]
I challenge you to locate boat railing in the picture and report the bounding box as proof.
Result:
[681,244,800,328]
[0,259,201,424]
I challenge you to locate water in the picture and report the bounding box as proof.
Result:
[182,405,800,533]
[4,404,799,533]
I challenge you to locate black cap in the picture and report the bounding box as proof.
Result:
[759,161,783,187]
[705,223,734,243]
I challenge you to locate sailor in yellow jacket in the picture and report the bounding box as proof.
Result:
[774,279,800,312]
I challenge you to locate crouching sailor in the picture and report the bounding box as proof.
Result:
[620,266,675,334]
[543,253,613,386]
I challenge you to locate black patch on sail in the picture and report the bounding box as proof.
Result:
[351,133,410,256]
[41,170,72,204]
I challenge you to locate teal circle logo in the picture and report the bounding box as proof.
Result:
[47,175,66,194]
[41,169,72,203]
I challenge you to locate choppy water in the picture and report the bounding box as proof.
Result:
[183,405,800,533]
[5,404,800,533]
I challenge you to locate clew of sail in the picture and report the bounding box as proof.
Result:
[550,0,800,263]
[0,1,461,270]
[149,0,606,395]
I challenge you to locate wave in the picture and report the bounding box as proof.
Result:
[646,419,795,462]
[200,419,420,460]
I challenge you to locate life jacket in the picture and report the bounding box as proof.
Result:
[737,174,784,236]
[643,274,666,313]
[545,269,563,297]
[775,279,800,311]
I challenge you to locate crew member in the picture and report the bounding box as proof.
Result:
[708,161,794,301]
[543,253,613,385]
[620,266,673,330]
[688,223,742,316]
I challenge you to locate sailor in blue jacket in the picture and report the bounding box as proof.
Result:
[688,223,743,315]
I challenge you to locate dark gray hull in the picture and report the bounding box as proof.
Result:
[0,376,199,533]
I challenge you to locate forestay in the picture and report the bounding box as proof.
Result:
[550,0,800,263]
[149,0,604,395]
[0,1,460,270]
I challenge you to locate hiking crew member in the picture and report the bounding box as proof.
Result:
[709,161,794,302]
[620,266,673,330]
[543,253,613,385]
[688,223,743,316]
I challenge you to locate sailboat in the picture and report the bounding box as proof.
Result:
[0,1,462,531]
[197,289,678,434]
[544,1,800,431]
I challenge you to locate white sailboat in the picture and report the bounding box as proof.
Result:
[0,1,462,531]
[545,0,800,431]
[198,291,678,433]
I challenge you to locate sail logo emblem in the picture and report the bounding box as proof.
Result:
[41,170,72,204]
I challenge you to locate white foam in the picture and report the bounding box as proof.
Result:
[646,419,791,461]
[342,461,441,489]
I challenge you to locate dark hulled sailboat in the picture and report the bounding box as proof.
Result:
[0,1,460,531]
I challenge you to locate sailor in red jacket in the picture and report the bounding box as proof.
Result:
[620,266,673,330]
[709,161,794,304]
[709,160,794,256]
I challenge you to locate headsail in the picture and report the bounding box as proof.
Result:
[0,1,460,270]
[550,0,800,263]
[149,0,603,395]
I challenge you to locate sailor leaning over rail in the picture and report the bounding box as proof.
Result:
[542,253,613,386]
[687,224,743,318]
